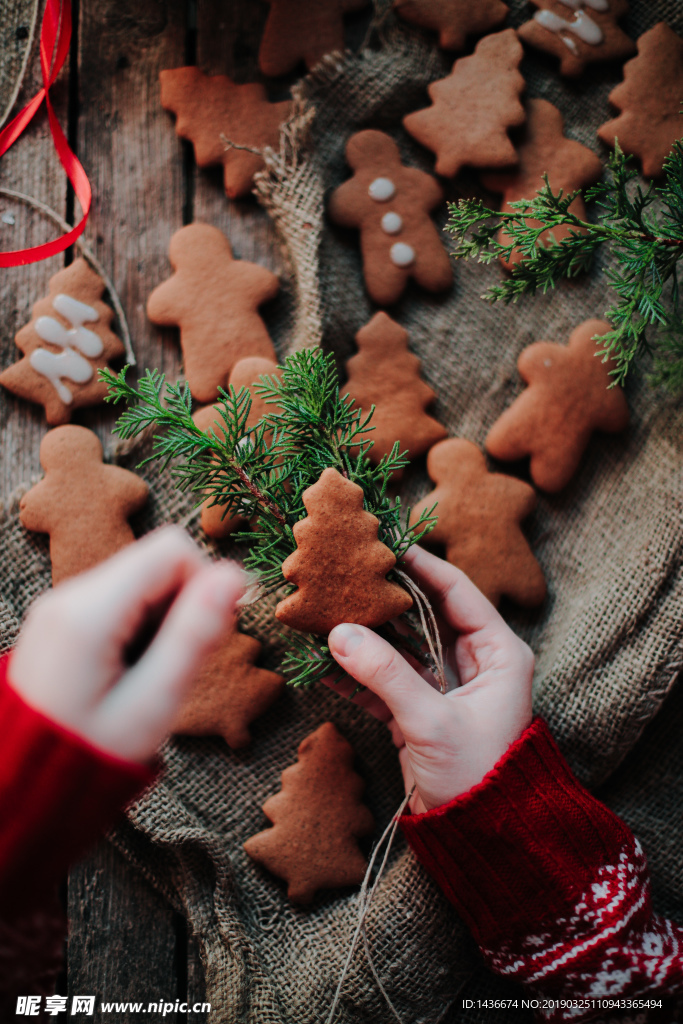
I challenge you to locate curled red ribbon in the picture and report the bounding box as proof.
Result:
[0,0,91,267]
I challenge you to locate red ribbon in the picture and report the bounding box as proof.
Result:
[0,0,91,267]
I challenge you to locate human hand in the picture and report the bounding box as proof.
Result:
[327,546,534,814]
[9,526,244,764]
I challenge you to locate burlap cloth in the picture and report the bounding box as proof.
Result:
[3,0,683,1020]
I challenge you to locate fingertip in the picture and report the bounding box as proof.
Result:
[328,623,369,660]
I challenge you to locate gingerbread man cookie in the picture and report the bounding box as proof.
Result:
[393,0,509,50]
[258,0,370,78]
[0,260,125,426]
[518,0,635,78]
[410,439,546,608]
[20,426,149,585]
[244,722,374,904]
[275,468,412,635]
[597,23,683,179]
[344,312,446,480]
[159,67,292,199]
[481,99,603,270]
[193,357,282,539]
[328,130,453,305]
[147,223,278,403]
[403,30,526,179]
[173,629,284,749]
[485,320,630,493]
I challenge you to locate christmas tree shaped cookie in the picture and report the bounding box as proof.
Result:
[147,223,278,403]
[19,426,149,585]
[403,30,526,178]
[275,468,412,635]
[486,320,629,493]
[344,312,446,480]
[410,439,546,608]
[173,629,284,749]
[597,23,683,179]
[159,68,292,199]
[393,0,509,50]
[328,130,452,305]
[0,259,125,426]
[244,722,374,903]
[481,99,603,270]
[258,0,370,77]
[193,357,282,539]
[518,0,634,78]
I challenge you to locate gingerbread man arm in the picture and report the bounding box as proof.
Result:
[105,466,150,518]
[404,167,445,213]
[327,178,364,229]
[230,260,280,308]
[146,274,190,327]
[18,478,56,535]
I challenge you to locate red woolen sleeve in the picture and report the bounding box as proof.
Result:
[0,652,156,920]
[401,717,683,1020]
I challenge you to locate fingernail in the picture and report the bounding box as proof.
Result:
[204,566,242,612]
[329,623,365,657]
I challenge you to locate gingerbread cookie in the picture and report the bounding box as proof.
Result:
[0,260,125,426]
[193,357,282,539]
[275,467,412,635]
[344,312,446,480]
[481,99,603,270]
[518,0,635,78]
[173,629,284,749]
[147,224,278,403]
[159,67,292,199]
[597,23,683,179]
[19,426,149,585]
[485,320,630,493]
[259,0,370,78]
[328,130,452,305]
[403,30,525,179]
[410,439,546,608]
[243,722,374,904]
[393,0,509,50]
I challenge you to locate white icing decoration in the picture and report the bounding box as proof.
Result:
[390,242,415,267]
[30,293,102,404]
[368,177,396,202]
[534,9,604,46]
[557,0,608,9]
[381,212,403,235]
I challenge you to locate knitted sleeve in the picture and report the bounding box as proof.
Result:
[400,718,683,1022]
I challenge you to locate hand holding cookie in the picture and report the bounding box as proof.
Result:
[327,545,534,814]
[9,527,244,764]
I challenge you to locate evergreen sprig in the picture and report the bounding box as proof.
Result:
[447,140,683,389]
[101,348,437,688]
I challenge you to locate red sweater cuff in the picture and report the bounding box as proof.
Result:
[0,653,156,919]
[400,717,635,949]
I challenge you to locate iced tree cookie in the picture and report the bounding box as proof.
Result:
[518,0,634,78]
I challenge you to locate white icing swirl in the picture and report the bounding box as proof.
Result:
[368,177,396,202]
[30,349,94,405]
[534,8,604,46]
[390,242,415,267]
[31,293,102,404]
[381,212,403,235]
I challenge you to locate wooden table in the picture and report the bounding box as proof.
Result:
[0,0,378,1015]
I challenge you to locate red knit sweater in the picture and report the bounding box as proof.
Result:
[401,717,683,1021]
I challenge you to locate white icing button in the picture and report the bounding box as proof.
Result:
[368,177,396,202]
[381,212,403,235]
[390,242,415,268]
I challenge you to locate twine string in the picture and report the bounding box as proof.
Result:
[396,568,446,694]
[0,0,41,131]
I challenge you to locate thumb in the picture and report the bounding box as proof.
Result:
[328,623,441,729]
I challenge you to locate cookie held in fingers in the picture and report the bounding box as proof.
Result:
[275,468,412,635]
[243,722,374,904]
[159,67,292,199]
[410,439,546,609]
[19,426,149,585]
[403,29,526,178]
[518,0,635,78]
[328,130,452,306]
[393,0,509,50]
[173,629,284,749]
[259,0,370,77]
[597,23,683,179]
[147,223,278,403]
[481,99,603,270]
[0,259,125,426]
[485,319,630,493]
[344,312,446,480]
